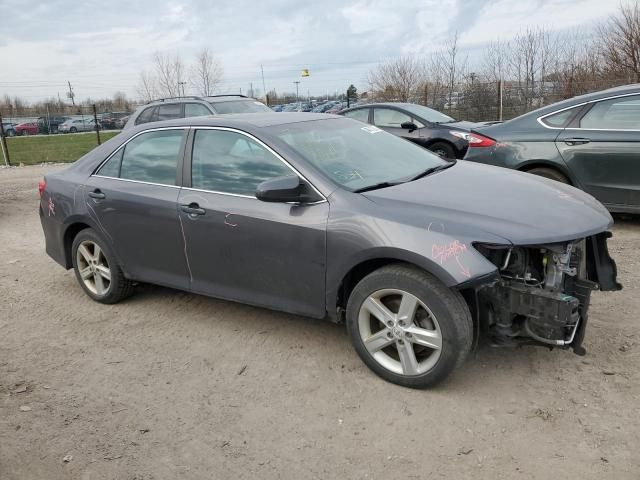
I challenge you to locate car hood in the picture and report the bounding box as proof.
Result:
[362,161,613,245]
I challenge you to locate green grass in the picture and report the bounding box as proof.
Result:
[4,131,120,166]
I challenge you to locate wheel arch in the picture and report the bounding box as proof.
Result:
[331,248,459,321]
[517,160,576,185]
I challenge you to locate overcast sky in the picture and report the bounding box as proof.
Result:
[0,0,626,103]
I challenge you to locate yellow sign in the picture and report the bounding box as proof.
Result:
[301,69,310,77]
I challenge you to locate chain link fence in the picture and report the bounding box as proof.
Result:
[0,104,130,166]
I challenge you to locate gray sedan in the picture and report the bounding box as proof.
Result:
[39,113,620,388]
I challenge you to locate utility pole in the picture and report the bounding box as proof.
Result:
[261,65,267,100]
[249,82,253,98]
[178,81,187,97]
[294,81,300,106]
[67,81,75,106]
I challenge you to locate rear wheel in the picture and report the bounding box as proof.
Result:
[70,127,77,133]
[428,141,456,159]
[72,229,134,304]
[526,167,569,184]
[346,264,473,388]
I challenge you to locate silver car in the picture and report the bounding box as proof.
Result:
[59,118,99,133]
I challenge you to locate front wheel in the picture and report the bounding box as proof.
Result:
[346,264,473,388]
[71,228,134,304]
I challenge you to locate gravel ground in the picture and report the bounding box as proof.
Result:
[1,164,639,480]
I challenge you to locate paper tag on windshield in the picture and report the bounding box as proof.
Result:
[361,126,382,134]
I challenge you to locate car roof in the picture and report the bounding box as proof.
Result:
[521,83,640,118]
[143,95,259,106]
[127,112,341,132]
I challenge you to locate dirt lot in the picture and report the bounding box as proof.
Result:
[1,165,639,479]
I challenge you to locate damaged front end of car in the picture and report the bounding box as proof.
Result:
[472,232,621,355]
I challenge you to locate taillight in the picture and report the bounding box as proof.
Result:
[38,179,46,197]
[467,133,496,147]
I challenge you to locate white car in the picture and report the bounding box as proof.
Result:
[59,118,100,133]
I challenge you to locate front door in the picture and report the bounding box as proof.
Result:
[86,128,190,289]
[372,107,423,143]
[178,128,329,317]
[556,94,640,209]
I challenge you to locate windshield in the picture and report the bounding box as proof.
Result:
[267,118,447,191]
[402,104,455,123]
[211,100,272,114]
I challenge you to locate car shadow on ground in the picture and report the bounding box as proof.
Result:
[126,282,568,392]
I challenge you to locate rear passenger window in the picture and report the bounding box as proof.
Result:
[580,95,640,130]
[191,129,291,196]
[97,149,123,177]
[157,103,183,121]
[135,107,157,125]
[541,108,579,128]
[185,103,212,117]
[97,130,184,185]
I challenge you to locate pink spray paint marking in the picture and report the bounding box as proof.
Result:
[224,213,238,227]
[432,239,471,278]
[48,197,56,217]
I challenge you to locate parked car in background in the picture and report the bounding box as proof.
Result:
[59,118,100,133]
[39,113,619,388]
[312,101,339,113]
[124,95,272,129]
[100,112,130,129]
[16,122,39,136]
[1,121,17,136]
[464,84,640,213]
[37,116,70,134]
[325,102,347,114]
[270,105,284,112]
[340,102,475,159]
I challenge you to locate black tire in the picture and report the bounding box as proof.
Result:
[6,129,15,137]
[22,130,30,136]
[346,264,473,388]
[428,141,456,159]
[526,167,569,184]
[70,127,77,133]
[71,228,134,304]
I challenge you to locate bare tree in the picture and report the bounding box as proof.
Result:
[152,52,185,97]
[136,70,158,102]
[597,2,640,82]
[368,56,425,102]
[482,40,510,83]
[436,32,467,109]
[191,48,223,96]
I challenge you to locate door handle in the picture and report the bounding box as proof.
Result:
[181,203,206,216]
[564,138,591,146]
[88,189,106,199]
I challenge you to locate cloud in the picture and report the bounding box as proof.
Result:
[0,0,623,102]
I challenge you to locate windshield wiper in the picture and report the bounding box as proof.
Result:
[353,181,404,193]
[409,160,456,181]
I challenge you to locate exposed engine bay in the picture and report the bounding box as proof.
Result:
[474,232,621,354]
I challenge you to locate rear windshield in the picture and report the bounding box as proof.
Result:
[211,100,272,114]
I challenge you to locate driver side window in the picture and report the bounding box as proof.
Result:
[191,130,292,196]
[373,108,415,127]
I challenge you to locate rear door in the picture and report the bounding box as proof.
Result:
[85,127,190,289]
[555,94,640,209]
[177,127,329,317]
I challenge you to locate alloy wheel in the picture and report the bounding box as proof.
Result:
[358,288,442,376]
[76,240,111,296]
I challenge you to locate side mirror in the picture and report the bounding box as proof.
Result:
[401,121,418,132]
[256,175,322,204]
